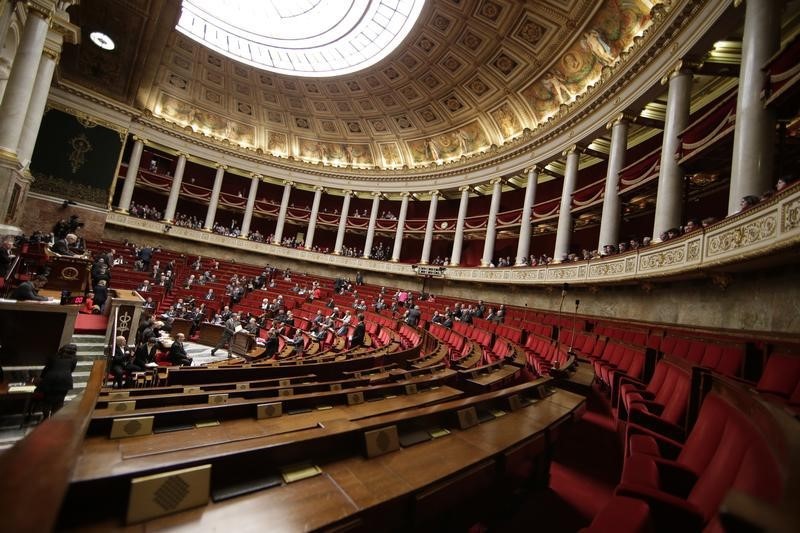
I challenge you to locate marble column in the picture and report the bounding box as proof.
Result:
[0,1,15,61]
[204,164,225,230]
[728,0,782,214]
[553,146,579,262]
[304,186,323,250]
[516,166,539,265]
[273,180,293,245]
[598,115,629,252]
[0,4,50,158]
[16,39,60,168]
[333,190,352,254]
[163,153,187,222]
[420,191,439,264]
[652,64,692,241]
[450,185,470,266]
[391,192,410,262]
[0,56,11,105]
[481,178,503,266]
[362,191,381,258]
[240,173,260,237]
[117,137,144,212]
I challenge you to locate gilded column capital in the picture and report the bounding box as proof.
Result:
[314,185,325,193]
[26,0,55,22]
[50,12,79,45]
[282,180,294,188]
[660,59,697,85]
[562,144,579,157]
[458,185,471,193]
[214,163,227,170]
[370,190,382,198]
[249,172,262,180]
[489,177,503,186]
[132,135,147,144]
[605,112,634,130]
[343,190,353,196]
[400,191,411,199]
[428,190,441,199]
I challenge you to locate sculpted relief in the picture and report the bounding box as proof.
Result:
[407,120,490,165]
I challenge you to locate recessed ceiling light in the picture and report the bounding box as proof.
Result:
[89,31,115,51]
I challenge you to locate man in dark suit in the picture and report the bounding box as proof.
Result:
[0,238,16,277]
[130,338,157,371]
[12,275,50,301]
[168,333,192,366]
[138,246,153,271]
[405,305,421,326]
[350,314,366,348]
[110,335,130,388]
[51,233,77,256]
[212,312,239,357]
[263,328,279,359]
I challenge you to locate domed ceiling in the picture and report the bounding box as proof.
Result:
[61,0,662,171]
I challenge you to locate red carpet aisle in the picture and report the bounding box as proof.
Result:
[488,382,622,532]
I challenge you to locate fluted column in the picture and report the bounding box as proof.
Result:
[481,178,503,266]
[273,180,293,244]
[333,190,352,254]
[728,0,782,214]
[0,3,51,159]
[117,137,144,212]
[652,64,692,240]
[451,185,470,266]
[598,115,629,252]
[391,192,410,261]
[516,167,539,265]
[204,164,225,230]
[163,153,187,222]
[240,173,261,237]
[362,191,381,258]
[16,40,60,168]
[304,186,323,250]
[420,191,440,264]
[553,146,580,262]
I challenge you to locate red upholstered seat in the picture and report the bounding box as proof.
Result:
[757,353,800,399]
[616,393,785,532]
[580,496,652,533]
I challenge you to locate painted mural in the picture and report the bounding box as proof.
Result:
[407,120,490,165]
[490,102,524,140]
[521,0,658,125]
[156,92,257,147]
[297,138,375,166]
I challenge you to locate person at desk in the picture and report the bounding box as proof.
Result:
[35,343,78,417]
[243,317,260,336]
[12,275,50,301]
[109,335,130,388]
[130,337,157,371]
[282,329,304,356]
[51,233,78,256]
[168,333,192,366]
[264,328,279,359]
[211,312,239,357]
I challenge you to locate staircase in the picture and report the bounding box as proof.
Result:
[0,333,106,454]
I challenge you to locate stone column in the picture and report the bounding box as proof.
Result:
[362,191,381,258]
[516,166,539,265]
[117,137,144,212]
[16,37,60,168]
[240,173,260,237]
[0,3,51,158]
[598,115,629,252]
[163,153,187,222]
[481,178,503,266]
[728,0,782,214]
[391,191,410,262]
[0,1,15,60]
[652,64,692,240]
[420,191,439,264]
[204,164,225,230]
[273,180,293,244]
[333,190,352,254]
[0,56,11,105]
[553,146,579,262]
[304,186,323,250]
[450,185,470,266]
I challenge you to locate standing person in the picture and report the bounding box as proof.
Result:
[350,314,366,348]
[263,328,279,359]
[35,344,78,418]
[212,312,239,357]
[0,237,16,277]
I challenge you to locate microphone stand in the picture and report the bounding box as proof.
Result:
[556,286,567,353]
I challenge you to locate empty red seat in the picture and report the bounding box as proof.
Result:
[756,353,800,400]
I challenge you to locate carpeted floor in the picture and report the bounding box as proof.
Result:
[486,380,622,532]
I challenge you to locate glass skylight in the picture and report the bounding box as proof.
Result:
[177,0,425,77]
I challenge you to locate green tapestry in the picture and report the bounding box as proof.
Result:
[30,108,124,206]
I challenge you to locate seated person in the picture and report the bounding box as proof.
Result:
[282,329,304,356]
[168,333,192,366]
[130,337,157,371]
[79,291,96,314]
[0,237,17,277]
[51,233,78,256]
[12,275,50,301]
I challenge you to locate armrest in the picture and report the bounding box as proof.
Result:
[629,399,665,415]
[615,483,704,532]
[626,422,684,460]
[628,407,685,442]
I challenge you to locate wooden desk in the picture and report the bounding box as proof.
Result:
[0,300,78,365]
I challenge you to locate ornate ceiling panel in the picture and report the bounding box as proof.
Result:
[60,0,664,172]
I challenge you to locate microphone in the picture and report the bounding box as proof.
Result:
[561,282,568,298]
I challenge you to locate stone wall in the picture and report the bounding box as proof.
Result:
[20,194,108,241]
